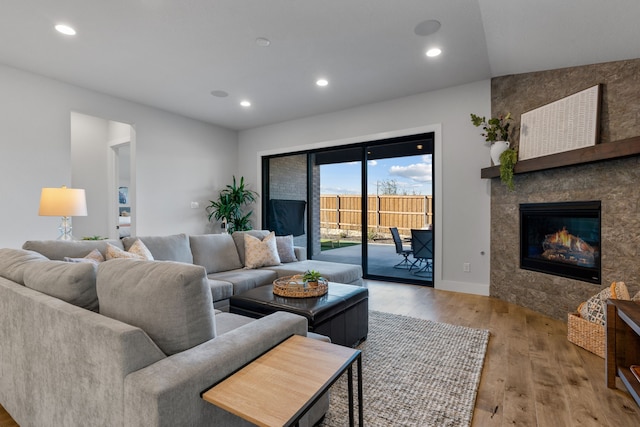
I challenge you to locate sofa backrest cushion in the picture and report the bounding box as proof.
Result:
[189,234,243,273]
[23,260,99,311]
[0,248,48,285]
[22,239,124,261]
[122,234,193,264]
[232,230,270,265]
[96,259,215,355]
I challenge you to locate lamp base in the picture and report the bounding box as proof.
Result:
[57,216,74,240]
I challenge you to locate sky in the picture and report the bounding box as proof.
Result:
[320,154,433,195]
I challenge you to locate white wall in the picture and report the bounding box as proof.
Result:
[238,80,492,295]
[0,63,238,248]
[70,112,110,237]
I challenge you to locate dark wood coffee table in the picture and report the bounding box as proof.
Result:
[230,283,368,347]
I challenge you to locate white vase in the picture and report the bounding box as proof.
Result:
[490,141,509,165]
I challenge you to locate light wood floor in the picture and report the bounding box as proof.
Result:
[2,280,640,426]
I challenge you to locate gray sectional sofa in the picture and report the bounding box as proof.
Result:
[0,231,362,426]
[24,230,363,311]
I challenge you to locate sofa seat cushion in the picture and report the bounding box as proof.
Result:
[214,312,255,335]
[22,239,124,261]
[208,278,234,302]
[208,268,277,295]
[97,259,215,355]
[264,260,363,286]
[0,248,48,285]
[23,260,98,311]
[189,234,243,273]
[122,234,193,264]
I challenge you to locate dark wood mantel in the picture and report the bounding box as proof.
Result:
[481,135,640,179]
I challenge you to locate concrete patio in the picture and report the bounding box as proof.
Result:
[312,243,432,283]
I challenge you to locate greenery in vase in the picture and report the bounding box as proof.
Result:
[470,112,512,143]
[499,148,518,191]
[82,235,106,240]
[206,176,259,233]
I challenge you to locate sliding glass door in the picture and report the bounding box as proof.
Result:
[364,137,434,284]
[262,132,434,285]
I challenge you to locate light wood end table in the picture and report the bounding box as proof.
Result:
[202,334,362,426]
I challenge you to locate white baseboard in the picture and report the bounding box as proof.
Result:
[435,279,490,296]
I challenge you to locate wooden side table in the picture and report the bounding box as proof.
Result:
[202,334,363,426]
[606,299,640,406]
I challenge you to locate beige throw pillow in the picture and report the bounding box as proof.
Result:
[244,231,281,269]
[64,248,105,265]
[105,240,154,260]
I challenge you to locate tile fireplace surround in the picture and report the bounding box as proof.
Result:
[489,58,640,321]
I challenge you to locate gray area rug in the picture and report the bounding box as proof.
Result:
[318,310,490,427]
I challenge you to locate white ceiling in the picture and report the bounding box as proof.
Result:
[2,0,639,130]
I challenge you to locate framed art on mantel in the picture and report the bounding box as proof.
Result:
[519,84,601,160]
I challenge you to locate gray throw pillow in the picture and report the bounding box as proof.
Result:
[189,234,243,273]
[96,259,215,355]
[23,260,98,311]
[122,233,193,263]
[275,235,297,263]
[0,248,48,284]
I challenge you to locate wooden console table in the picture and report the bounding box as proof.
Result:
[606,299,640,406]
[202,334,363,426]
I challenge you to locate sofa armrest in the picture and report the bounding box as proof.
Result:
[0,278,166,427]
[123,311,308,427]
[294,246,307,261]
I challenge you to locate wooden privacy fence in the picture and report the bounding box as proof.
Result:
[320,195,432,235]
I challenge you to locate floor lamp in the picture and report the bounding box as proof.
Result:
[39,186,88,240]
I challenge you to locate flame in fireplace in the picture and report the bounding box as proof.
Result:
[542,227,596,267]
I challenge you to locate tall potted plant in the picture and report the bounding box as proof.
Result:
[206,176,259,233]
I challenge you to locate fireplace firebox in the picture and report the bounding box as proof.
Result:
[520,201,601,284]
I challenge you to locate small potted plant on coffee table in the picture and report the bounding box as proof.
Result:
[303,270,323,288]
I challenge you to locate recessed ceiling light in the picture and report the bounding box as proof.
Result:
[256,37,271,47]
[240,100,251,107]
[55,24,76,36]
[426,48,442,57]
[316,79,329,87]
[210,90,229,98]
[414,20,441,37]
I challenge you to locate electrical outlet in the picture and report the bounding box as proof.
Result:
[190,202,199,209]
[463,262,470,272]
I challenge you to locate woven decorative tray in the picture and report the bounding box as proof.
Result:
[273,275,328,298]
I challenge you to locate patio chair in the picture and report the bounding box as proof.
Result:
[390,227,413,269]
[410,229,433,275]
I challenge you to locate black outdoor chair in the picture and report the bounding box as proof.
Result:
[390,227,413,269]
[410,229,433,275]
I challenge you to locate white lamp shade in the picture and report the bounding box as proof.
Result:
[39,187,88,217]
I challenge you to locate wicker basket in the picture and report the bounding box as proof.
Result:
[273,275,328,298]
[567,312,605,358]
